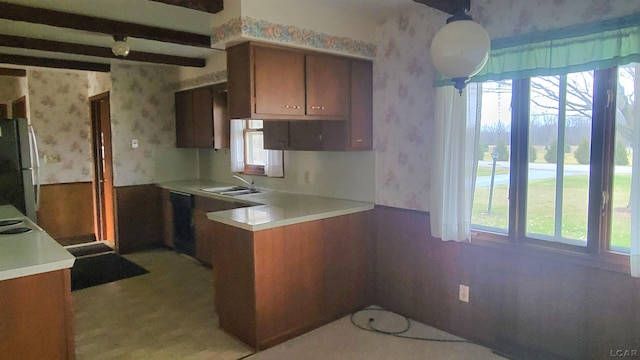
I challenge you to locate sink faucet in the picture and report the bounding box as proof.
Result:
[233,174,256,191]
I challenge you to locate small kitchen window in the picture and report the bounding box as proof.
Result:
[243,120,265,175]
[230,119,284,178]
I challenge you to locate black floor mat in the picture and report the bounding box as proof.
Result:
[71,253,149,291]
[67,242,113,257]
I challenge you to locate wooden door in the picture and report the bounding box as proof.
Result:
[349,60,373,149]
[254,46,305,116]
[90,92,115,242]
[305,54,349,118]
[175,90,194,148]
[0,104,7,119]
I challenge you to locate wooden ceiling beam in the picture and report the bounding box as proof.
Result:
[412,0,470,15]
[0,35,206,67]
[0,53,110,73]
[0,67,26,77]
[150,0,223,14]
[0,2,211,48]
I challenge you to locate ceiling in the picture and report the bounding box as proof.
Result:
[0,0,453,73]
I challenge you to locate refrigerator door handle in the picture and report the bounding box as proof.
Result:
[28,124,41,211]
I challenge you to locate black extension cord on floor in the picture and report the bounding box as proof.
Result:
[350,307,469,343]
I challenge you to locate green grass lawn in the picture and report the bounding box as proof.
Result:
[476,166,510,177]
[472,173,632,249]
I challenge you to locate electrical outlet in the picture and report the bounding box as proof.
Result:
[459,284,470,303]
[131,139,139,149]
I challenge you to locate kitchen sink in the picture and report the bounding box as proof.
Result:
[200,186,261,196]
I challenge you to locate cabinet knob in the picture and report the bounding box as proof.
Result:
[285,105,301,109]
[311,106,326,110]
[356,139,363,143]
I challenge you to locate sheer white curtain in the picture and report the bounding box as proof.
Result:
[430,85,480,242]
[264,150,284,177]
[631,77,640,277]
[230,119,245,172]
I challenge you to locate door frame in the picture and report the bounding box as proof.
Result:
[12,96,27,118]
[89,92,115,242]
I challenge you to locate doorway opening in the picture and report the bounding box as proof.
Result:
[89,92,115,244]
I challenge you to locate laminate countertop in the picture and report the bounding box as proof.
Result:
[157,180,374,231]
[0,205,75,282]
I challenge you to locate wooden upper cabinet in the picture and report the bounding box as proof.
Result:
[191,85,214,148]
[349,60,373,150]
[228,42,352,121]
[212,83,230,149]
[175,82,230,149]
[305,54,349,118]
[254,46,305,116]
[175,89,194,148]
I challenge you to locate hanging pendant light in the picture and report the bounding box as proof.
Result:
[430,2,490,94]
[111,35,130,57]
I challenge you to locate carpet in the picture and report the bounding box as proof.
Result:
[67,242,113,257]
[71,253,149,291]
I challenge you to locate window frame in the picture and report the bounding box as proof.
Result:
[471,67,631,273]
[242,120,265,176]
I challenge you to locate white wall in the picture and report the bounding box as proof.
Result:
[198,149,375,202]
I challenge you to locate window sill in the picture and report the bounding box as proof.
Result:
[470,231,631,275]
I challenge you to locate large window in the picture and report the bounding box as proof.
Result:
[471,64,638,258]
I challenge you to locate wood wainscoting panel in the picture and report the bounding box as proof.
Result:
[374,205,640,360]
[38,182,95,244]
[114,184,163,254]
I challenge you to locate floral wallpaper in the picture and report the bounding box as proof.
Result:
[27,70,93,184]
[213,16,377,59]
[374,0,640,211]
[110,64,179,186]
[87,71,111,97]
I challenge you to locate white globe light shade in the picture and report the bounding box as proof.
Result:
[430,20,490,80]
[111,39,130,57]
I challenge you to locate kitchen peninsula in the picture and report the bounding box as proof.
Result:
[158,180,374,349]
[0,205,76,360]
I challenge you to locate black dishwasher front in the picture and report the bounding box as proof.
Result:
[169,191,195,256]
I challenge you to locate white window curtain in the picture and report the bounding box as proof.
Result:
[631,80,640,277]
[230,119,245,172]
[264,150,284,177]
[430,85,480,242]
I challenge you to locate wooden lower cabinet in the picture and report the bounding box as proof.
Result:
[194,196,249,266]
[160,189,174,249]
[212,211,373,349]
[0,269,75,360]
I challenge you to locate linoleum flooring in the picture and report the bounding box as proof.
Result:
[74,248,505,360]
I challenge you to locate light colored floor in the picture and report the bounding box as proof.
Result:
[73,248,505,360]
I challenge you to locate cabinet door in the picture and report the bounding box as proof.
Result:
[212,83,230,149]
[264,121,290,150]
[349,61,373,149]
[192,86,214,148]
[175,90,194,148]
[305,55,349,118]
[290,121,322,150]
[254,46,305,116]
[194,196,245,266]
